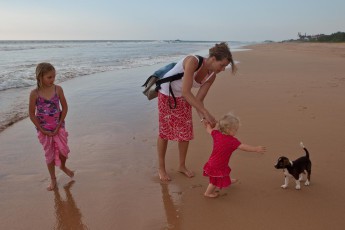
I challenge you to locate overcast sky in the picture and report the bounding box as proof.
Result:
[1,0,344,41]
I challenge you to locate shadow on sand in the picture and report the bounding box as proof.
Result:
[53,181,88,230]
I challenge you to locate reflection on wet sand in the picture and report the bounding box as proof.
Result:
[53,181,88,230]
[161,184,181,229]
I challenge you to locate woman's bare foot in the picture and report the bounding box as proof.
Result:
[204,192,219,198]
[47,177,57,191]
[178,166,194,178]
[159,169,171,182]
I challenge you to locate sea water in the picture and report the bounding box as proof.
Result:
[0,40,255,132]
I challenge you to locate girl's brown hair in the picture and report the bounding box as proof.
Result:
[35,62,55,88]
[209,42,237,74]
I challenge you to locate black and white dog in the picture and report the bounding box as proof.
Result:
[274,142,312,190]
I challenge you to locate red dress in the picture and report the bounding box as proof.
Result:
[203,130,241,188]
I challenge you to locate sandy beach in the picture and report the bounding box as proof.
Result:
[1,42,345,229]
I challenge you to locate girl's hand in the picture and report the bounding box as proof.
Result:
[41,129,54,136]
[255,146,266,154]
[202,119,214,134]
[51,124,61,136]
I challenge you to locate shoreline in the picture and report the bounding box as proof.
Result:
[0,42,250,133]
[0,62,167,133]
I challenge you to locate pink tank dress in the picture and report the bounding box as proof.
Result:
[36,87,70,166]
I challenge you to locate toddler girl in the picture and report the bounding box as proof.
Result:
[203,112,266,198]
[29,62,74,191]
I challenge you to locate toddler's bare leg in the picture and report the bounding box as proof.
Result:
[204,183,218,198]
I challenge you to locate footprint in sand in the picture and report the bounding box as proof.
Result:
[298,106,308,111]
[328,82,339,87]
[172,191,183,196]
[190,184,203,189]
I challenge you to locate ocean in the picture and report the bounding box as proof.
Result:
[0,40,255,132]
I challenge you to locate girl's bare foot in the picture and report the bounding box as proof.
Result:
[204,192,219,198]
[159,169,171,182]
[178,166,194,178]
[47,177,57,191]
[67,170,75,178]
[61,167,74,178]
[231,178,239,184]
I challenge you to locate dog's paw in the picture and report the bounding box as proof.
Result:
[295,185,301,190]
[305,180,310,186]
[281,184,288,189]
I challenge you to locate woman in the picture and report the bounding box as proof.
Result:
[157,42,237,181]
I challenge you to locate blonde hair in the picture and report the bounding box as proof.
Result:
[35,62,55,88]
[219,112,240,134]
[209,42,237,74]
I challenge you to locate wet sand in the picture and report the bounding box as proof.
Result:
[1,42,345,229]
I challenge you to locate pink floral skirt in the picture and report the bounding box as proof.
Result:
[158,92,193,141]
[37,128,70,166]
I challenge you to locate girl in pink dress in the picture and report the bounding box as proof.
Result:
[203,113,266,198]
[29,63,74,191]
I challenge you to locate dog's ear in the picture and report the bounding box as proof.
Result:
[283,158,290,165]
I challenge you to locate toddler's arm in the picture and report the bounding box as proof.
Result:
[203,121,214,134]
[238,144,266,153]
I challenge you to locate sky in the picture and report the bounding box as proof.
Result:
[1,0,344,42]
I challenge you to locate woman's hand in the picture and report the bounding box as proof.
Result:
[203,111,216,128]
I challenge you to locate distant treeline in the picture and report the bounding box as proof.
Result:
[284,31,345,43]
[314,32,345,42]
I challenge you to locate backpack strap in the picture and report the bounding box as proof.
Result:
[156,55,203,89]
[195,55,203,71]
[158,55,204,109]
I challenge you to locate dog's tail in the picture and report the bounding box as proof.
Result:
[300,142,310,159]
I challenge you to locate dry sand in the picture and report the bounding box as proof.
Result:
[1,42,345,229]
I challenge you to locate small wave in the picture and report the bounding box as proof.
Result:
[0,44,71,52]
[0,100,29,133]
[0,54,187,92]
[0,40,76,51]
[0,111,29,133]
